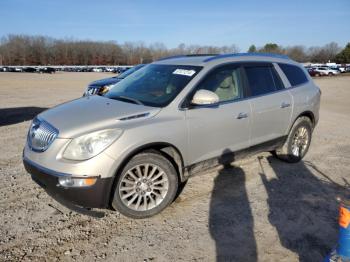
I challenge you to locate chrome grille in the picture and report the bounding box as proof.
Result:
[85,86,99,96]
[28,118,58,152]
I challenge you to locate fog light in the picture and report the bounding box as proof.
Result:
[58,177,97,187]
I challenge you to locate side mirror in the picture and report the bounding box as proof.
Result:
[191,89,219,106]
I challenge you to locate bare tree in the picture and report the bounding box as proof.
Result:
[285,46,308,62]
[0,34,347,65]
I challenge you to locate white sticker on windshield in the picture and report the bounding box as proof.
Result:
[173,69,196,77]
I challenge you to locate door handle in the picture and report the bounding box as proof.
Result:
[280,102,291,108]
[237,112,248,119]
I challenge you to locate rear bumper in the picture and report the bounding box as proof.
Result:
[23,157,113,208]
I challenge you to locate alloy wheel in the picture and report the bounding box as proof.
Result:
[291,126,309,157]
[118,163,169,211]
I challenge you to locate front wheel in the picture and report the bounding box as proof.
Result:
[111,152,178,218]
[273,116,313,163]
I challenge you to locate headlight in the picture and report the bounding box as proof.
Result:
[63,129,123,160]
[98,84,114,95]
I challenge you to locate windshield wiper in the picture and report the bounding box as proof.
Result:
[111,95,144,105]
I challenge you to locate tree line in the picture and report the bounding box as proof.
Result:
[247,42,350,64]
[0,34,349,65]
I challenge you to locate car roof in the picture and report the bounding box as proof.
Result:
[153,53,298,67]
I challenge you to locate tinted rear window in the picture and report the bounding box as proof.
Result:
[278,63,308,86]
[244,65,284,96]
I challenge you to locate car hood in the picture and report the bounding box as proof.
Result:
[89,76,121,87]
[38,95,161,138]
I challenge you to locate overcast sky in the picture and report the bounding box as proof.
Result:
[1,0,349,50]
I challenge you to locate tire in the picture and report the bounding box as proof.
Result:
[111,152,179,218]
[273,116,313,163]
[329,72,334,76]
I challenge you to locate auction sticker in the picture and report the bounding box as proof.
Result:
[173,69,196,76]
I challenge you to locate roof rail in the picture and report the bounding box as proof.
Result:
[156,54,217,62]
[156,55,186,61]
[185,54,218,57]
[203,52,290,62]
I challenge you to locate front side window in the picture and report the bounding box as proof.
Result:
[105,64,202,107]
[194,65,243,102]
[278,63,308,86]
[244,65,284,96]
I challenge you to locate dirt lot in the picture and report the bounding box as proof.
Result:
[0,72,349,261]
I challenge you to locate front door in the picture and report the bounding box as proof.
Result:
[184,64,251,165]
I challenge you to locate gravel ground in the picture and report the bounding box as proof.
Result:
[0,72,349,261]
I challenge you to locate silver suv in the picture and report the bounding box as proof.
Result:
[23,53,320,218]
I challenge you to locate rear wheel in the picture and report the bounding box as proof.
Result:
[273,116,313,163]
[112,152,178,218]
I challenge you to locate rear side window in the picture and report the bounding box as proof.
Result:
[278,63,308,86]
[244,65,284,97]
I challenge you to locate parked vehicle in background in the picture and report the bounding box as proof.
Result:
[1,67,9,72]
[331,66,345,73]
[23,67,37,73]
[23,53,321,218]
[91,67,103,72]
[314,67,340,76]
[84,64,145,96]
[38,67,56,74]
[0,65,140,73]
[105,67,115,72]
[307,67,323,77]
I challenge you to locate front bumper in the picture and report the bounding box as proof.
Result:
[23,157,113,208]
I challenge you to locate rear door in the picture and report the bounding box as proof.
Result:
[243,62,292,146]
[184,64,251,165]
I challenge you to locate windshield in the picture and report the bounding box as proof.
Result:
[117,64,144,79]
[105,64,202,107]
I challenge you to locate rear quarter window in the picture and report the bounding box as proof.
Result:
[278,63,308,86]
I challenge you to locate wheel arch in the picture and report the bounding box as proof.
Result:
[295,111,315,127]
[108,142,186,207]
[274,110,315,163]
[285,111,315,142]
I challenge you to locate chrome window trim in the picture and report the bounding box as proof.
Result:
[181,87,293,111]
[179,61,300,111]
